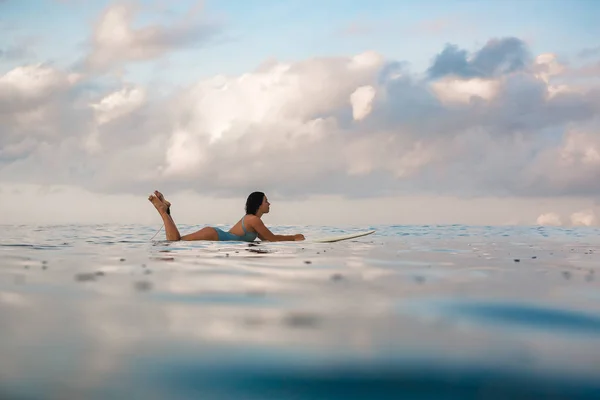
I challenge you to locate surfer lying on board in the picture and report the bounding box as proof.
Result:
[148,190,305,242]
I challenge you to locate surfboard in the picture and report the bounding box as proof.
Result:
[311,230,376,243]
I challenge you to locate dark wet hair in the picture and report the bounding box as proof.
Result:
[245,191,265,215]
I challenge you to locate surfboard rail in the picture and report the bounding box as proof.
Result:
[310,229,376,243]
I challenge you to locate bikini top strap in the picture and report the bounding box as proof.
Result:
[242,215,248,234]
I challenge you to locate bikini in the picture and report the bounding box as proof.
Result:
[214,216,258,242]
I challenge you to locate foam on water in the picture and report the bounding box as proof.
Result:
[1,223,600,399]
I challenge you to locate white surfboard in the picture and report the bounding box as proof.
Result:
[311,230,376,243]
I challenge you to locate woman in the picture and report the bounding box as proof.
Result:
[148,190,305,242]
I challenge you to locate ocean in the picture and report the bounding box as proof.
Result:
[1,223,600,399]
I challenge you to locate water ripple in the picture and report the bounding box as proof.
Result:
[1,223,600,399]
[444,302,600,335]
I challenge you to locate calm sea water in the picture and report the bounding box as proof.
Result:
[1,223,600,399]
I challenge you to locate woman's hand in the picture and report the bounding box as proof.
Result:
[294,234,305,241]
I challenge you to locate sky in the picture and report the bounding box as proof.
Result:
[1,0,600,227]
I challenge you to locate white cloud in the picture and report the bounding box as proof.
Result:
[0,64,79,110]
[350,85,376,120]
[84,86,146,153]
[160,52,386,179]
[570,210,597,226]
[85,3,220,72]
[91,86,146,126]
[522,123,600,198]
[1,35,600,227]
[342,133,430,177]
[0,64,85,162]
[560,130,600,167]
[430,77,500,104]
[536,212,562,226]
[534,53,565,83]
[534,210,599,227]
[532,53,588,99]
[163,128,206,177]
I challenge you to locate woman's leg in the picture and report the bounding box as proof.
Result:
[181,227,219,241]
[148,193,181,241]
[149,191,219,241]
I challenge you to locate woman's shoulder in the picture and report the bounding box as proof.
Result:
[243,214,262,225]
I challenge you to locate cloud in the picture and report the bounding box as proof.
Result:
[91,85,146,126]
[533,53,566,83]
[430,78,500,104]
[521,119,600,197]
[535,210,598,227]
[1,38,600,209]
[536,212,562,226]
[576,61,600,79]
[0,64,77,109]
[350,85,376,121]
[531,53,600,84]
[570,210,597,226]
[0,64,84,161]
[427,37,531,79]
[84,2,221,72]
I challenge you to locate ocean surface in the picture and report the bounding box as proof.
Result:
[1,223,600,399]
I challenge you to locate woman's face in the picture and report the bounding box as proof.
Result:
[259,196,270,214]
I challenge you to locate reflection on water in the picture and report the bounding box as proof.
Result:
[1,224,600,399]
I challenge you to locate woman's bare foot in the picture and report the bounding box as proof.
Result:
[148,194,168,214]
[154,190,171,208]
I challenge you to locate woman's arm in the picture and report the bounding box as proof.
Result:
[249,217,304,242]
